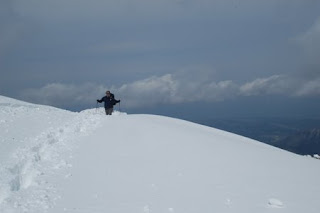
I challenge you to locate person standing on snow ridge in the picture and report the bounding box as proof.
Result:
[97,91,120,115]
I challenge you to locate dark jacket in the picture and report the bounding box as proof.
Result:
[97,93,119,109]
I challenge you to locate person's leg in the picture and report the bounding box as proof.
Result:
[106,108,113,115]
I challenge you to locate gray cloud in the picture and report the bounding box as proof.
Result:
[20,72,320,110]
[239,75,289,96]
[2,0,320,117]
[11,0,199,23]
[240,75,320,97]
[294,17,320,64]
[20,83,108,109]
[0,1,26,57]
[289,16,320,98]
[295,78,320,97]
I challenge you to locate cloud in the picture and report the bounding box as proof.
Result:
[21,83,108,109]
[295,78,320,97]
[240,74,320,97]
[117,74,179,108]
[0,1,27,57]
[88,40,170,56]
[239,75,289,96]
[10,2,320,110]
[294,17,320,64]
[11,0,196,23]
[289,16,320,98]
[20,71,320,110]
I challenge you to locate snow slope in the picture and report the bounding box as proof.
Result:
[0,95,320,213]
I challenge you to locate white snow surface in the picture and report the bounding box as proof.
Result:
[0,95,320,213]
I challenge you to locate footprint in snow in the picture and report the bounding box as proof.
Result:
[268,198,284,208]
[168,208,175,212]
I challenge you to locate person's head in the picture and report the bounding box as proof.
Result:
[106,91,111,97]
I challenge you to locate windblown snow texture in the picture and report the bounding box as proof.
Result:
[0,95,319,213]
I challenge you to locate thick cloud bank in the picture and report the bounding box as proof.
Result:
[20,73,320,109]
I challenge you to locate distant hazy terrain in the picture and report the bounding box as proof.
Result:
[194,117,320,156]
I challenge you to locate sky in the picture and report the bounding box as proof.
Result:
[1,0,320,119]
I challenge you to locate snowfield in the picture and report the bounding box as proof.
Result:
[0,95,320,213]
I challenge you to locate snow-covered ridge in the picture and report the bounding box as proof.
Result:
[0,95,115,211]
[1,95,320,213]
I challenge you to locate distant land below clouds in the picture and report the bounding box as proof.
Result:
[193,117,320,156]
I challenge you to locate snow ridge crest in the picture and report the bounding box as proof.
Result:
[0,98,107,212]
